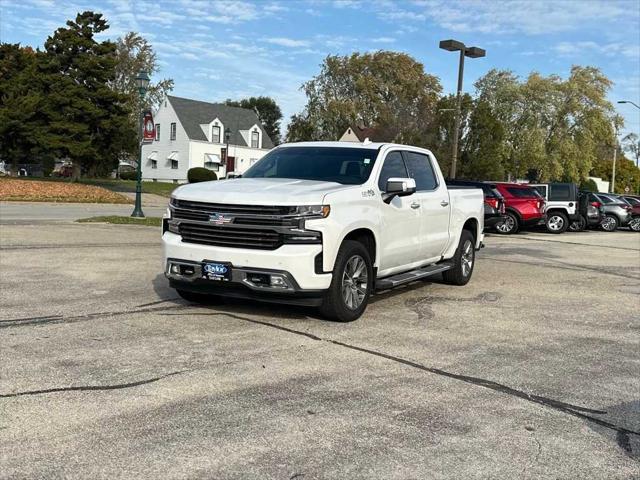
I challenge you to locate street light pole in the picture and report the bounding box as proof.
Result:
[439,40,485,179]
[611,123,618,194]
[617,100,640,110]
[131,70,150,218]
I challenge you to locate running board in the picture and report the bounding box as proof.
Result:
[375,261,453,291]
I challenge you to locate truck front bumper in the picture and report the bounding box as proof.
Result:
[162,232,333,303]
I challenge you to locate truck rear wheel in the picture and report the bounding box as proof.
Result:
[319,240,373,322]
[442,230,475,286]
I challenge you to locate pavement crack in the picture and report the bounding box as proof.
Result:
[0,370,189,399]
[0,304,187,329]
[211,312,639,438]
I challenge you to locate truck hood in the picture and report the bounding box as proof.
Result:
[172,177,353,205]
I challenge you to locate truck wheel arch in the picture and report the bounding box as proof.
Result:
[462,218,479,245]
[342,228,377,266]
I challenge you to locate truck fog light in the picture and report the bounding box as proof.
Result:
[170,264,180,274]
[270,274,289,288]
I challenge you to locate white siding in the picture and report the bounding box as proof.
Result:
[141,98,190,183]
[190,140,270,177]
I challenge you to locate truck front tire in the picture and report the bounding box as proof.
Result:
[319,240,373,322]
[546,212,569,233]
[442,230,475,286]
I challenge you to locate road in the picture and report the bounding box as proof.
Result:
[1,202,639,479]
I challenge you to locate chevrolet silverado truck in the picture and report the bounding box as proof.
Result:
[163,142,484,321]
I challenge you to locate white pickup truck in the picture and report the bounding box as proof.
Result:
[163,142,484,321]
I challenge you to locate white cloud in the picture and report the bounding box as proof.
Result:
[265,37,310,48]
[389,0,634,35]
[372,37,396,44]
[553,41,640,60]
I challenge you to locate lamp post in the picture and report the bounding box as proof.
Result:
[131,70,150,218]
[439,39,485,179]
[611,123,619,194]
[618,100,640,110]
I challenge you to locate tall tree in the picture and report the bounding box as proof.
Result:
[111,32,174,114]
[622,132,639,168]
[286,51,441,143]
[0,44,49,171]
[39,11,133,179]
[225,96,282,144]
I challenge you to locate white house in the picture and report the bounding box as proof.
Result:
[141,95,274,183]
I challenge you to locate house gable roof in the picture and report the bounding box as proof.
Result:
[343,124,396,143]
[167,95,274,149]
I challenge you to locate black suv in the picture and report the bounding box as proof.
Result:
[446,180,506,230]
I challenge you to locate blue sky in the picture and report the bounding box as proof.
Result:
[1,0,639,137]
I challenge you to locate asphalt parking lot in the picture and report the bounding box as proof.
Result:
[1,202,639,479]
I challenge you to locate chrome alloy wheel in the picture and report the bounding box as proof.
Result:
[547,214,565,231]
[601,216,617,231]
[629,217,640,232]
[461,239,474,277]
[496,215,515,233]
[341,255,368,310]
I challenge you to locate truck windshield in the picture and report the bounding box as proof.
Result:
[243,146,378,185]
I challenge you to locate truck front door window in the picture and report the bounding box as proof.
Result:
[377,151,408,191]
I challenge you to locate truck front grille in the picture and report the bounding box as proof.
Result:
[179,223,282,250]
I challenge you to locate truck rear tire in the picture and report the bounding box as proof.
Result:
[319,240,373,322]
[569,215,587,232]
[442,230,475,286]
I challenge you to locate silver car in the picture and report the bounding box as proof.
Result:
[590,193,633,231]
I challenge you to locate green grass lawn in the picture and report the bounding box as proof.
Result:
[77,215,162,226]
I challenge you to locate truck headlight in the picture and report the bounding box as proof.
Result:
[294,205,330,218]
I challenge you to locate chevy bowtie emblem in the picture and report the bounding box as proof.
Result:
[209,213,233,225]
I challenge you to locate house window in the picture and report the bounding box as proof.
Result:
[251,130,259,148]
[204,161,219,171]
[171,160,178,169]
[170,122,176,140]
[151,160,157,169]
[155,124,160,141]
[212,125,221,143]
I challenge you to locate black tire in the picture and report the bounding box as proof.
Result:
[495,212,519,234]
[319,240,373,322]
[545,211,569,234]
[568,215,587,232]
[629,217,640,232]
[176,289,217,304]
[442,230,476,286]
[600,214,619,232]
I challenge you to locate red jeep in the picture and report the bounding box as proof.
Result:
[493,183,545,234]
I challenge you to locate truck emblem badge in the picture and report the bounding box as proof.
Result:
[209,213,233,225]
[361,189,376,198]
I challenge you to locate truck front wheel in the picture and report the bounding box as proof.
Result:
[319,240,373,322]
[442,230,475,286]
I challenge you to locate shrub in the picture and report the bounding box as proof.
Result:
[580,178,598,192]
[120,170,137,181]
[188,167,217,183]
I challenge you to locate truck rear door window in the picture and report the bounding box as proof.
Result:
[404,152,437,191]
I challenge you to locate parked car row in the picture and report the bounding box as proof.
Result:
[446,180,640,234]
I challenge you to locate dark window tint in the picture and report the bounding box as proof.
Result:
[506,187,539,198]
[404,151,437,190]
[377,151,407,190]
[532,185,547,198]
[598,194,615,204]
[549,184,571,201]
[624,197,640,206]
[244,147,377,185]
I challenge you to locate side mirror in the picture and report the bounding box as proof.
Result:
[383,177,416,203]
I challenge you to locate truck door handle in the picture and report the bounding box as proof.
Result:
[410,202,420,209]
[440,200,449,207]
